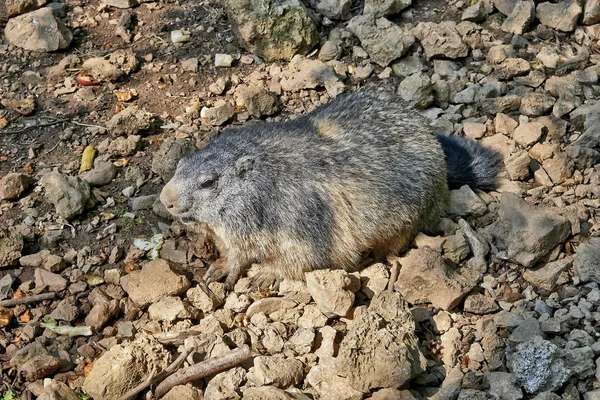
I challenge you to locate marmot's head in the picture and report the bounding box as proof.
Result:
[160,142,256,226]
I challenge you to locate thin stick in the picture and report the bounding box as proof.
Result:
[43,141,62,155]
[70,121,107,130]
[154,345,252,398]
[0,119,68,134]
[116,346,193,400]
[0,292,56,307]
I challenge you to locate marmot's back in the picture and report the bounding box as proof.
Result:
[160,88,501,286]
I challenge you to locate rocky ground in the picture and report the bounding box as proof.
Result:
[0,0,599,399]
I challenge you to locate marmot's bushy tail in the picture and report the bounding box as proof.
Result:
[436,134,504,191]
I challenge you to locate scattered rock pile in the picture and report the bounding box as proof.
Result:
[1,0,600,398]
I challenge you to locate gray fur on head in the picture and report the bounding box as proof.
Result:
[160,88,502,286]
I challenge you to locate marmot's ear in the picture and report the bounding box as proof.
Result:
[235,156,254,177]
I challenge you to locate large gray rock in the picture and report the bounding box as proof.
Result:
[41,171,90,220]
[347,14,415,67]
[83,336,171,400]
[509,336,570,394]
[315,0,352,19]
[573,238,600,283]
[501,0,535,34]
[583,0,600,24]
[4,7,71,51]
[536,1,581,32]
[336,291,427,392]
[81,161,117,187]
[152,138,196,182]
[397,72,434,109]
[567,111,600,168]
[363,0,412,17]
[493,0,519,15]
[413,21,468,59]
[485,193,570,267]
[485,372,523,400]
[222,0,319,61]
[395,247,476,310]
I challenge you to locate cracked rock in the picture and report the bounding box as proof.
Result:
[395,247,476,310]
[413,21,469,59]
[120,259,191,308]
[348,15,415,67]
[337,291,427,392]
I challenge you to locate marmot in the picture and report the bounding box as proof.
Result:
[160,89,503,288]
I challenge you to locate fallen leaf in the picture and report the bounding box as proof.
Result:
[83,362,95,377]
[0,118,8,130]
[13,289,26,299]
[19,311,31,323]
[115,90,135,102]
[77,72,101,86]
[79,145,96,174]
[7,96,35,115]
[114,158,130,167]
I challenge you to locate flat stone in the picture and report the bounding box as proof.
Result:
[247,356,304,388]
[120,259,191,308]
[148,296,198,323]
[395,247,476,310]
[106,105,154,137]
[9,342,62,381]
[34,269,67,291]
[463,294,500,314]
[523,258,572,291]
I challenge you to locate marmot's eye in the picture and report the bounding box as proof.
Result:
[200,178,217,189]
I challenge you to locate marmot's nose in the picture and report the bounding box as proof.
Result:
[160,181,183,214]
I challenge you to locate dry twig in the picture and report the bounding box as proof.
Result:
[154,345,252,398]
[0,292,56,307]
[0,119,68,134]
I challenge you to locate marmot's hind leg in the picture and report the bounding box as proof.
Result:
[370,230,415,261]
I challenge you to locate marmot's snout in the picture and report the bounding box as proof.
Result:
[160,179,187,215]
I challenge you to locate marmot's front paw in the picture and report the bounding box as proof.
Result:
[249,271,281,292]
[203,265,227,283]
